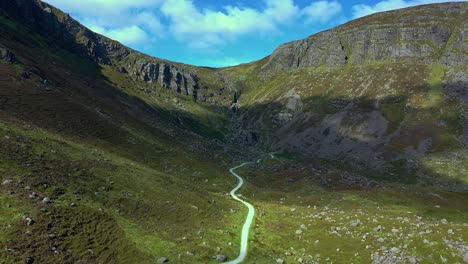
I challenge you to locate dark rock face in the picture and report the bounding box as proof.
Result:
[125,60,200,96]
[0,0,209,99]
[0,45,15,63]
[214,254,227,262]
[263,2,467,71]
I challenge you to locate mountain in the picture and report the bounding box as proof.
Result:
[225,2,467,184]
[0,0,466,263]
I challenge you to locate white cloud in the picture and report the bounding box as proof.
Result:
[352,0,466,18]
[90,25,149,45]
[136,12,164,37]
[264,0,300,24]
[43,0,346,50]
[160,0,299,49]
[44,0,162,16]
[43,0,163,46]
[301,1,342,24]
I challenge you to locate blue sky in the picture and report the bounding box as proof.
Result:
[44,0,461,67]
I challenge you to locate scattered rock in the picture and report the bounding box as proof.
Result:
[25,256,34,264]
[276,258,285,264]
[48,233,56,239]
[20,71,31,79]
[408,256,418,264]
[373,225,382,232]
[42,197,52,204]
[2,179,13,185]
[390,247,401,254]
[350,221,360,227]
[0,47,15,63]
[25,217,34,226]
[295,229,303,235]
[156,257,168,263]
[213,255,227,262]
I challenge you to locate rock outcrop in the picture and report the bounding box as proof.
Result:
[263,2,467,71]
[0,0,218,101]
[124,60,201,97]
[233,3,468,172]
[0,45,15,63]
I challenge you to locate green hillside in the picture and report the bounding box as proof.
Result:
[0,0,466,263]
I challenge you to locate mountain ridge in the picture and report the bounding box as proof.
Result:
[262,2,466,71]
[0,1,467,263]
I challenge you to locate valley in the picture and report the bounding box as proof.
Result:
[0,0,466,263]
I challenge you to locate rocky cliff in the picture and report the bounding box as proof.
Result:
[225,2,467,180]
[263,2,467,71]
[1,0,467,177]
[0,0,231,104]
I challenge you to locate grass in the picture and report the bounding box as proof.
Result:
[426,63,445,108]
[1,2,467,263]
[0,116,249,263]
[236,159,468,263]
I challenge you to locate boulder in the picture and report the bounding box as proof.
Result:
[25,257,34,264]
[20,71,31,79]
[2,179,13,185]
[25,217,35,226]
[156,257,168,263]
[213,255,227,262]
[0,47,15,63]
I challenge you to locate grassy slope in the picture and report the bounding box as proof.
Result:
[0,15,248,263]
[223,58,467,182]
[238,158,467,263]
[218,15,468,262]
[0,4,467,264]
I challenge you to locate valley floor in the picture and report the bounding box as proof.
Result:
[0,118,467,264]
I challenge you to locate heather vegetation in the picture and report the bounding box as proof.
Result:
[0,1,466,263]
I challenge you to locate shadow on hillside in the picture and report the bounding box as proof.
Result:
[0,2,466,191]
[0,14,229,170]
[234,86,467,191]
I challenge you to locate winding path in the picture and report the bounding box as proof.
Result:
[226,154,274,264]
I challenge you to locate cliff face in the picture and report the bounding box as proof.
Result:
[263,2,467,71]
[0,0,226,103]
[224,2,467,178]
[1,0,467,174]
